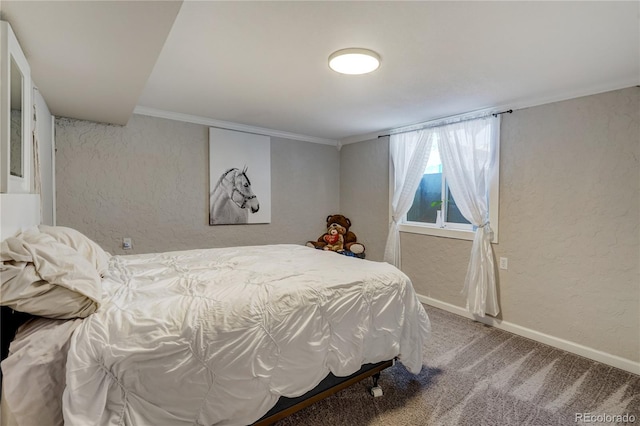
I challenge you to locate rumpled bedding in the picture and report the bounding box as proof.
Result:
[0,228,103,319]
[1,317,83,426]
[62,244,430,426]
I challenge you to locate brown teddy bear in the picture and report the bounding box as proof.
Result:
[306,214,365,255]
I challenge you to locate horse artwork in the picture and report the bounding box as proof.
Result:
[210,167,260,225]
[209,127,271,225]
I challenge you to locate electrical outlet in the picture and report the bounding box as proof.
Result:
[499,257,508,270]
[123,238,132,250]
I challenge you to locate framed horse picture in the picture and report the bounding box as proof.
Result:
[209,127,271,225]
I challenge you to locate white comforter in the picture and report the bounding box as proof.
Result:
[63,244,430,425]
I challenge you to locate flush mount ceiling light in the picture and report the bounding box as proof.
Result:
[328,48,380,75]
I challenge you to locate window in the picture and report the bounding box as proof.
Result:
[386,114,501,315]
[396,120,500,242]
[405,140,472,230]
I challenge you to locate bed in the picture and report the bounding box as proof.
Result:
[0,226,430,425]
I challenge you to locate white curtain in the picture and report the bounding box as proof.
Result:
[383,130,433,267]
[437,116,500,317]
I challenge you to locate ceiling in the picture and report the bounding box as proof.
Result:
[1,1,638,144]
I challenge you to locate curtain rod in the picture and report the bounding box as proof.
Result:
[377,109,513,139]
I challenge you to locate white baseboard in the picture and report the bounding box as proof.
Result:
[417,294,640,375]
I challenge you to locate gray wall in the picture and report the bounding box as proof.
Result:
[339,87,639,362]
[55,114,340,254]
[339,137,389,261]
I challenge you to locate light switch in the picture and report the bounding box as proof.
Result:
[123,238,132,250]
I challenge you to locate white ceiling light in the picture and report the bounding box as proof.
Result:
[328,48,380,75]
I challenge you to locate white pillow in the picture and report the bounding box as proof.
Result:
[38,226,111,275]
[1,230,102,319]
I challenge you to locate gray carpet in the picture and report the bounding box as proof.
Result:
[274,305,640,425]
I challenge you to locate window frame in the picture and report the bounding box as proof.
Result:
[388,123,500,243]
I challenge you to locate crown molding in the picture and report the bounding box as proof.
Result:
[133,106,339,146]
[339,80,639,145]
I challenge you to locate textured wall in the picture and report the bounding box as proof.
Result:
[339,137,390,261]
[495,87,639,361]
[340,87,639,362]
[55,114,340,255]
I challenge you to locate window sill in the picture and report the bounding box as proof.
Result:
[399,223,475,241]
[399,223,499,243]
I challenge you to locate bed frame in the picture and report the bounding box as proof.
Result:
[252,359,394,425]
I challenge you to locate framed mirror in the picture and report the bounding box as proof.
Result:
[1,21,31,193]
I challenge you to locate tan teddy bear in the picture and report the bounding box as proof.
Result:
[322,223,346,252]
